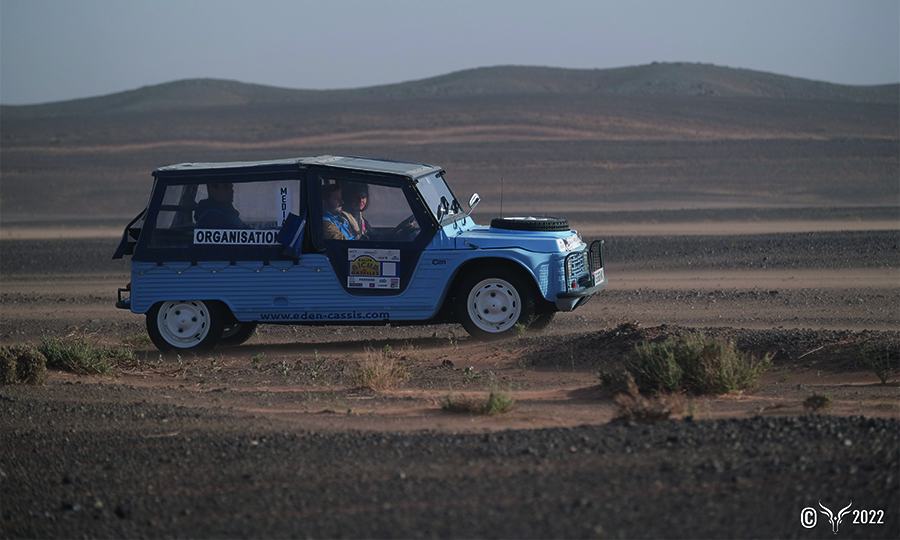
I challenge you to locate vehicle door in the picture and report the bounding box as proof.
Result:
[307,167,436,296]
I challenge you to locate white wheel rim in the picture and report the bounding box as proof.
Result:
[157,300,211,348]
[467,278,521,333]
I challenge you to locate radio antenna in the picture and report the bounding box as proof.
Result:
[500,176,503,217]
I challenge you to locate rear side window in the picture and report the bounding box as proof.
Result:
[148,180,302,249]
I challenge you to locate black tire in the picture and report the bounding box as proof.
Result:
[528,312,556,332]
[455,266,536,341]
[218,322,258,347]
[146,300,224,353]
[490,217,569,232]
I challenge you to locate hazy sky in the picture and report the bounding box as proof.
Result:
[1,0,898,105]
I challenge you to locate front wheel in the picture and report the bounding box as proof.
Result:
[455,268,536,341]
[147,300,224,352]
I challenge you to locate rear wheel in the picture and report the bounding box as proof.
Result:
[455,267,536,341]
[219,322,258,347]
[147,300,223,353]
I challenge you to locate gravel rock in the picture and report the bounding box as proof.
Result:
[1,394,896,538]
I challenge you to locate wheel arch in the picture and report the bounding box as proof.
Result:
[440,256,551,318]
[144,296,238,319]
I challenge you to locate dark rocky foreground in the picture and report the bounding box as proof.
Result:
[1,382,897,539]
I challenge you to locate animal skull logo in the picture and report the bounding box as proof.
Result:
[819,500,852,534]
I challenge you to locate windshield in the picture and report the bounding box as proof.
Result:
[415,171,463,226]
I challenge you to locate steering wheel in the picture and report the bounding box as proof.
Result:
[389,214,418,240]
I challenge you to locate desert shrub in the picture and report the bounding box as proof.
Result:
[857,343,898,384]
[0,344,49,385]
[625,343,684,391]
[480,391,516,415]
[440,390,515,415]
[0,351,14,384]
[613,372,686,423]
[352,347,409,391]
[598,368,631,393]
[38,338,136,376]
[0,346,18,383]
[251,352,266,369]
[804,393,833,412]
[625,332,772,395]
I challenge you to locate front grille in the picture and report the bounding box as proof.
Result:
[564,241,604,293]
[564,250,589,292]
[569,251,587,276]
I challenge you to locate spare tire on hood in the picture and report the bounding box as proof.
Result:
[490,217,570,232]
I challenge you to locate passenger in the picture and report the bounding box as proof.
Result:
[195,183,247,229]
[341,183,371,240]
[322,184,355,240]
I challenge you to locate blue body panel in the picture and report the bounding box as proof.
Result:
[129,217,588,322]
[130,255,446,322]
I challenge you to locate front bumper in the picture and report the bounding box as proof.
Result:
[555,268,607,310]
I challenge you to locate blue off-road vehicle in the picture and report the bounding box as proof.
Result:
[114,156,606,352]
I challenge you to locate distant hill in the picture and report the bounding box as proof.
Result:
[1,62,896,220]
[3,63,897,119]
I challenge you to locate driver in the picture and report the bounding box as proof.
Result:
[341,183,371,240]
[322,184,356,240]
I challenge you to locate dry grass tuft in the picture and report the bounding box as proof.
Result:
[613,372,686,423]
[440,391,516,415]
[38,337,136,376]
[351,347,410,392]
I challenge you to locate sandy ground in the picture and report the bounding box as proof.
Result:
[1,220,897,430]
[1,220,898,538]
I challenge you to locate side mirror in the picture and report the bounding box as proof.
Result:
[467,193,480,214]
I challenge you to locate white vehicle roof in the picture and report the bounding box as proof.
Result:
[153,155,442,180]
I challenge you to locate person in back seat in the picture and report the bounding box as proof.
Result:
[195,183,247,229]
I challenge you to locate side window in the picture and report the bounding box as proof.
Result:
[195,181,300,230]
[147,184,198,248]
[319,177,419,242]
[148,180,302,249]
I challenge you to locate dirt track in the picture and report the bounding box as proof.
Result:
[1,225,899,538]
